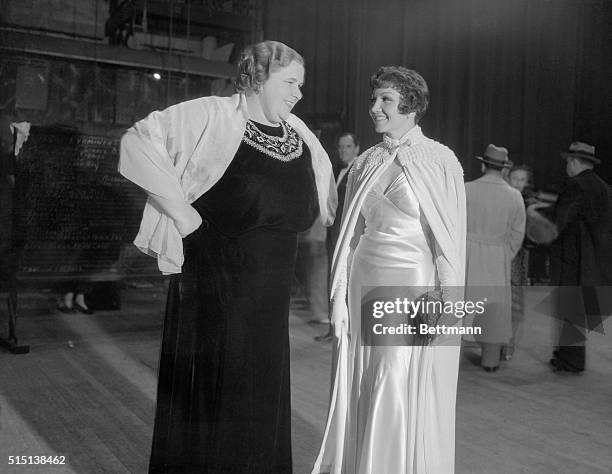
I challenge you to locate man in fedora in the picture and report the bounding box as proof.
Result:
[464,144,526,371]
[530,141,612,372]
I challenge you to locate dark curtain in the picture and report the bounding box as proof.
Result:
[263,0,612,185]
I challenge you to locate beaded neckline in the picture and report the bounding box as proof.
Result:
[382,125,423,150]
[242,120,303,162]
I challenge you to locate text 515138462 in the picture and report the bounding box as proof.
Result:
[8,455,66,465]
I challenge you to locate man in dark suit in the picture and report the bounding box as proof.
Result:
[315,132,360,342]
[531,141,612,372]
[326,133,360,263]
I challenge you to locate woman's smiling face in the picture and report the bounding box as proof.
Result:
[369,87,414,139]
[257,60,304,124]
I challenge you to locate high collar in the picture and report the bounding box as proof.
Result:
[382,125,424,150]
[571,168,594,179]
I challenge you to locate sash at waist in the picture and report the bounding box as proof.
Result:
[467,232,507,246]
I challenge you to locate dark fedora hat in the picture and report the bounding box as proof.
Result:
[561,141,600,164]
[475,144,513,168]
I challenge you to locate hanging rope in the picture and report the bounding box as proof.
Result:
[167,0,174,106]
[185,0,191,98]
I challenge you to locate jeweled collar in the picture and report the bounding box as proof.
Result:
[382,125,424,150]
[242,119,303,162]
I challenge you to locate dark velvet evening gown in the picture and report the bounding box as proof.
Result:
[149,121,318,474]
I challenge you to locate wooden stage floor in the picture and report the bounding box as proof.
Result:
[0,286,610,473]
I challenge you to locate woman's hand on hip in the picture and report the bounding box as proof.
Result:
[174,205,202,237]
[147,194,203,237]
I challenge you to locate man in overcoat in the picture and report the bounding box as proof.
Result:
[532,141,612,372]
[465,144,526,371]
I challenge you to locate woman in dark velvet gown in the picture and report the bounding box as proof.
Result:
[150,120,318,473]
[119,41,336,474]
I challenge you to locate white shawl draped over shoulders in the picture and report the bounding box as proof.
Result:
[119,94,336,274]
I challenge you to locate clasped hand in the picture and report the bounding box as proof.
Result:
[330,298,349,339]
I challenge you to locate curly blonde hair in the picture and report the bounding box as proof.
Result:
[234,41,305,93]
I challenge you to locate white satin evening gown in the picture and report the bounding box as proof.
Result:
[336,168,460,474]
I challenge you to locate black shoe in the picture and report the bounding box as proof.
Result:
[549,357,583,373]
[483,366,499,372]
[57,303,76,313]
[501,345,514,361]
[74,302,94,315]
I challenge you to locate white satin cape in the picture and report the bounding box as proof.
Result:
[312,125,466,474]
[118,93,337,274]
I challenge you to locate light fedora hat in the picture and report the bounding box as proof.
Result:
[561,141,600,164]
[475,144,513,168]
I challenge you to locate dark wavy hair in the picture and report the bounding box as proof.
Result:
[369,66,429,123]
[338,132,360,147]
[234,40,304,93]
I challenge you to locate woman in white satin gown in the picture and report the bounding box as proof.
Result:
[312,67,466,474]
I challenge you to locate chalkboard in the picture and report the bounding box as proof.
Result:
[12,127,157,281]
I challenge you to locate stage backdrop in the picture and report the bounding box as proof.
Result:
[263,0,612,185]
